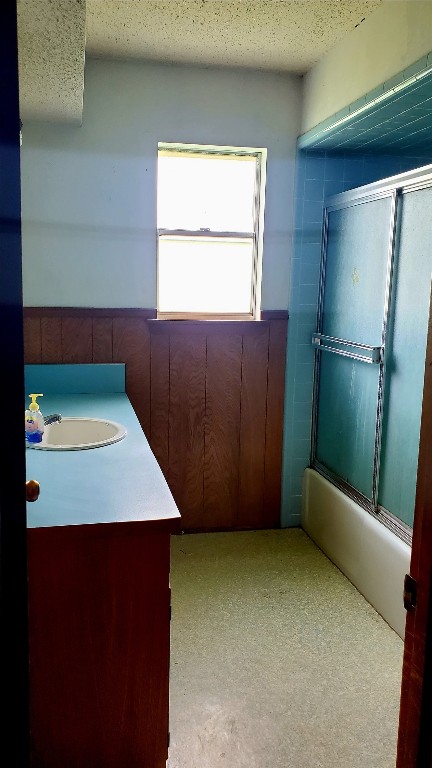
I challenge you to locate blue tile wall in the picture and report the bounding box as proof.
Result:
[298,52,432,157]
[281,149,431,526]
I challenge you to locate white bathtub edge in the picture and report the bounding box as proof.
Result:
[302,468,411,639]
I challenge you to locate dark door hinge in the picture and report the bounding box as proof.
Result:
[404,573,417,612]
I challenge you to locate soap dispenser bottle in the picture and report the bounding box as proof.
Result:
[25,393,44,443]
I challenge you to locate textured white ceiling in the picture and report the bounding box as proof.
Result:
[17,0,86,123]
[86,0,383,73]
[16,0,383,123]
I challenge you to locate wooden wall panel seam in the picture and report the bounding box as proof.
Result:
[238,324,270,528]
[91,317,114,363]
[237,334,245,530]
[168,331,206,528]
[24,316,42,364]
[36,317,42,363]
[166,331,170,493]
[40,316,62,364]
[203,333,208,526]
[263,318,288,527]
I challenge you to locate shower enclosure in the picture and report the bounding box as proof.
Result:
[311,165,432,540]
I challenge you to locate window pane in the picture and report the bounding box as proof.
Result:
[158,236,253,314]
[157,154,257,232]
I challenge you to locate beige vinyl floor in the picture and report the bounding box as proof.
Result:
[167,528,404,768]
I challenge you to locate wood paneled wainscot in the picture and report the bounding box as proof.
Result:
[24,309,288,531]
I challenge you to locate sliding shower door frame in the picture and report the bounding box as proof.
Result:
[310,185,404,538]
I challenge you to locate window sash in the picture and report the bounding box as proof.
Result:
[157,229,254,238]
[157,233,256,318]
[156,144,265,319]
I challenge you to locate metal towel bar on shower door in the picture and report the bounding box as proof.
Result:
[311,333,383,364]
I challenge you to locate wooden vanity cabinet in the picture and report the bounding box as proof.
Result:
[27,521,174,768]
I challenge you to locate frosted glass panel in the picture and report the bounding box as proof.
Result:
[315,195,394,501]
[322,197,393,345]
[157,153,257,231]
[158,236,253,313]
[316,354,379,499]
[378,188,432,527]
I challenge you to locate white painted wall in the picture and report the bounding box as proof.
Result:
[302,0,432,134]
[20,58,301,309]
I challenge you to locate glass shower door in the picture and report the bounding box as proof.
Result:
[312,193,396,504]
[378,186,432,527]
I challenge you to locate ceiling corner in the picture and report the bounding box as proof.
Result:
[17,0,86,124]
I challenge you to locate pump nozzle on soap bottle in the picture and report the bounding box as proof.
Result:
[25,393,44,443]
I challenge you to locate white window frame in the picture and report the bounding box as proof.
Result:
[156,142,267,320]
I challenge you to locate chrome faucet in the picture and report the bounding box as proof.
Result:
[43,413,62,425]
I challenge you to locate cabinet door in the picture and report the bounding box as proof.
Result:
[28,525,171,768]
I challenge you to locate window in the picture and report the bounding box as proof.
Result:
[157,143,267,319]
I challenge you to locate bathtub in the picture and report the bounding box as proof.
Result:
[302,467,411,639]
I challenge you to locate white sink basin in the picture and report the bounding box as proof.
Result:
[30,418,127,450]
